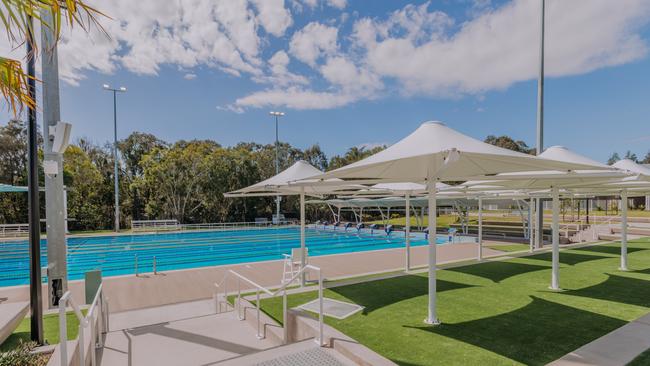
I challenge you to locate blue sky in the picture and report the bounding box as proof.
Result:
[3,0,650,162]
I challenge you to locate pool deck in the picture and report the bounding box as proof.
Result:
[0,241,504,313]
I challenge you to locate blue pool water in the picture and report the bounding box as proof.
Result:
[0,227,472,287]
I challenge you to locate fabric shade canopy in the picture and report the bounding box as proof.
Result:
[310,122,608,183]
[224,160,358,197]
[0,184,28,193]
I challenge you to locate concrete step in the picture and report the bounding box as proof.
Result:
[611,227,650,236]
[218,339,357,366]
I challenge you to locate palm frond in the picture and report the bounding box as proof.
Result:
[0,56,35,116]
[0,0,109,58]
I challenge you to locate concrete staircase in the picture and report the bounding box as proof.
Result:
[89,298,366,366]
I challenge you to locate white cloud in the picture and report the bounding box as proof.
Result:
[0,0,297,85]
[326,0,347,10]
[320,56,382,94]
[252,50,309,85]
[358,0,650,96]
[250,0,293,37]
[232,87,360,110]
[184,73,197,80]
[289,22,339,66]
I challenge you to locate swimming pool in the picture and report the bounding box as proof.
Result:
[0,227,474,287]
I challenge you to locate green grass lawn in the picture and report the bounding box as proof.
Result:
[370,214,460,228]
[629,348,650,366]
[259,237,650,365]
[0,311,83,352]
[486,244,531,252]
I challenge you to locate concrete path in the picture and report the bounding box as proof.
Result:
[99,311,279,366]
[550,312,650,366]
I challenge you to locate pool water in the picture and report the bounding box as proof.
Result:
[0,227,473,287]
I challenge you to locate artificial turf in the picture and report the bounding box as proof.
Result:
[486,244,531,252]
[259,237,650,365]
[0,311,82,352]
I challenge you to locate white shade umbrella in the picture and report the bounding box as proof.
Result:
[306,121,606,325]
[225,160,361,286]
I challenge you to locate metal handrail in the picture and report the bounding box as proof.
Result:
[180,221,295,232]
[214,264,324,346]
[58,284,109,366]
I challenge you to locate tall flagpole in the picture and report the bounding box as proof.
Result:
[535,0,545,249]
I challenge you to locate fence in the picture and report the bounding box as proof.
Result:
[58,284,109,366]
[214,264,324,346]
[0,224,29,238]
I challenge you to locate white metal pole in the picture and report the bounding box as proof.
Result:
[529,198,534,252]
[620,190,628,271]
[300,188,306,286]
[405,193,411,271]
[478,197,483,261]
[551,186,560,290]
[425,178,439,325]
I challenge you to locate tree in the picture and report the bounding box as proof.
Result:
[118,132,167,220]
[484,135,534,154]
[607,152,621,165]
[1,0,106,115]
[136,140,218,222]
[642,151,650,164]
[302,144,328,171]
[328,145,386,170]
[624,150,638,162]
[63,145,106,230]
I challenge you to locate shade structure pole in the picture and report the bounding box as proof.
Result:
[477,197,483,261]
[425,178,440,325]
[300,187,306,286]
[551,186,560,290]
[405,193,411,271]
[529,198,535,252]
[620,189,628,271]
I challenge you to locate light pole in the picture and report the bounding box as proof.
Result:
[103,84,127,232]
[535,0,545,249]
[269,111,285,224]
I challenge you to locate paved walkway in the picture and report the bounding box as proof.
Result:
[100,310,279,366]
[550,312,650,366]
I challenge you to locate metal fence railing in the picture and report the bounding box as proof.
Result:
[58,284,109,366]
[0,224,29,238]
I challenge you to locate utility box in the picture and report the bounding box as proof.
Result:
[84,270,102,304]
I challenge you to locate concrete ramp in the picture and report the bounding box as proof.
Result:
[0,301,29,346]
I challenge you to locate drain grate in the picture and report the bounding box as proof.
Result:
[253,347,347,366]
[296,298,364,319]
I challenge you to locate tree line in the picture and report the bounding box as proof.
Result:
[0,119,384,230]
[3,122,627,231]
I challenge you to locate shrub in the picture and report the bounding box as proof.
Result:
[0,341,48,366]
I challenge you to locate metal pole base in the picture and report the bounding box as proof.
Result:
[548,286,562,291]
[618,267,629,272]
[424,318,441,326]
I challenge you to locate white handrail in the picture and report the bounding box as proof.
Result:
[214,264,324,346]
[58,285,109,366]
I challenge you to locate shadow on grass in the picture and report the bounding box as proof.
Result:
[571,245,646,256]
[445,261,549,283]
[406,296,626,366]
[634,268,650,275]
[561,274,650,308]
[329,275,474,314]
[528,251,609,266]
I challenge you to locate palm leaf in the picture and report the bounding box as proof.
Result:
[0,56,35,115]
[0,0,109,115]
